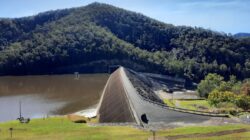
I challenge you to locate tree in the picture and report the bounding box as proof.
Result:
[219,64,228,72]
[217,75,240,92]
[217,81,231,92]
[235,63,241,71]
[197,73,224,98]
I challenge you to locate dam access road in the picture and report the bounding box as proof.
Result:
[97,67,237,128]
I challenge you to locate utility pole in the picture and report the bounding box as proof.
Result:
[9,128,13,138]
[172,93,174,107]
[151,130,156,140]
[19,101,22,119]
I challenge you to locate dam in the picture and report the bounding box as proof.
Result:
[97,67,226,127]
[97,68,135,123]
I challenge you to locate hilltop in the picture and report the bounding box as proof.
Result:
[0,2,249,81]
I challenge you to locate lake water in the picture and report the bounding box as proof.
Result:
[0,74,109,122]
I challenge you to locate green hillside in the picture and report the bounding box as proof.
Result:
[0,2,249,81]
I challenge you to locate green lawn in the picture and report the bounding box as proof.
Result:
[163,99,211,111]
[163,99,175,107]
[0,117,250,140]
[0,117,149,140]
[177,99,211,111]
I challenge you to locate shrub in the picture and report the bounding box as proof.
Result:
[216,102,237,108]
[208,90,236,106]
[236,95,250,110]
[215,102,241,115]
[240,82,250,96]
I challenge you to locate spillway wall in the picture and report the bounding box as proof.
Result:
[97,68,135,123]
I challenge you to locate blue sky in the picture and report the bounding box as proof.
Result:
[1,0,249,34]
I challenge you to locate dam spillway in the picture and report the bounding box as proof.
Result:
[97,67,216,126]
[97,68,136,123]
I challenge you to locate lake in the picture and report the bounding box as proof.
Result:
[0,74,109,122]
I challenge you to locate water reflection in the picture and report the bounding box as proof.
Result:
[0,95,65,122]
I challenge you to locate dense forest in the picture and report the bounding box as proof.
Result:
[0,2,249,81]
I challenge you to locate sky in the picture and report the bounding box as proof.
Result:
[0,0,250,34]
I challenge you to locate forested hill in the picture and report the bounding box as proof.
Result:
[0,2,249,81]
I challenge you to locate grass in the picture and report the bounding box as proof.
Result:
[158,124,250,136]
[0,117,250,140]
[0,117,149,140]
[177,99,211,111]
[163,99,211,111]
[203,132,250,140]
[163,99,175,107]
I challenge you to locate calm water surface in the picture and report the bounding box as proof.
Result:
[0,74,109,122]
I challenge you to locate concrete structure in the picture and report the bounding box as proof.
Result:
[97,69,136,123]
[97,67,225,127]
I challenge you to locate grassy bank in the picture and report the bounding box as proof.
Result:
[163,99,211,111]
[0,117,250,140]
[163,99,248,116]
[0,117,148,140]
[177,100,211,111]
[163,98,175,107]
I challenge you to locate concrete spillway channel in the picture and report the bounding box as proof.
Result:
[97,68,136,123]
[97,67,223,127]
